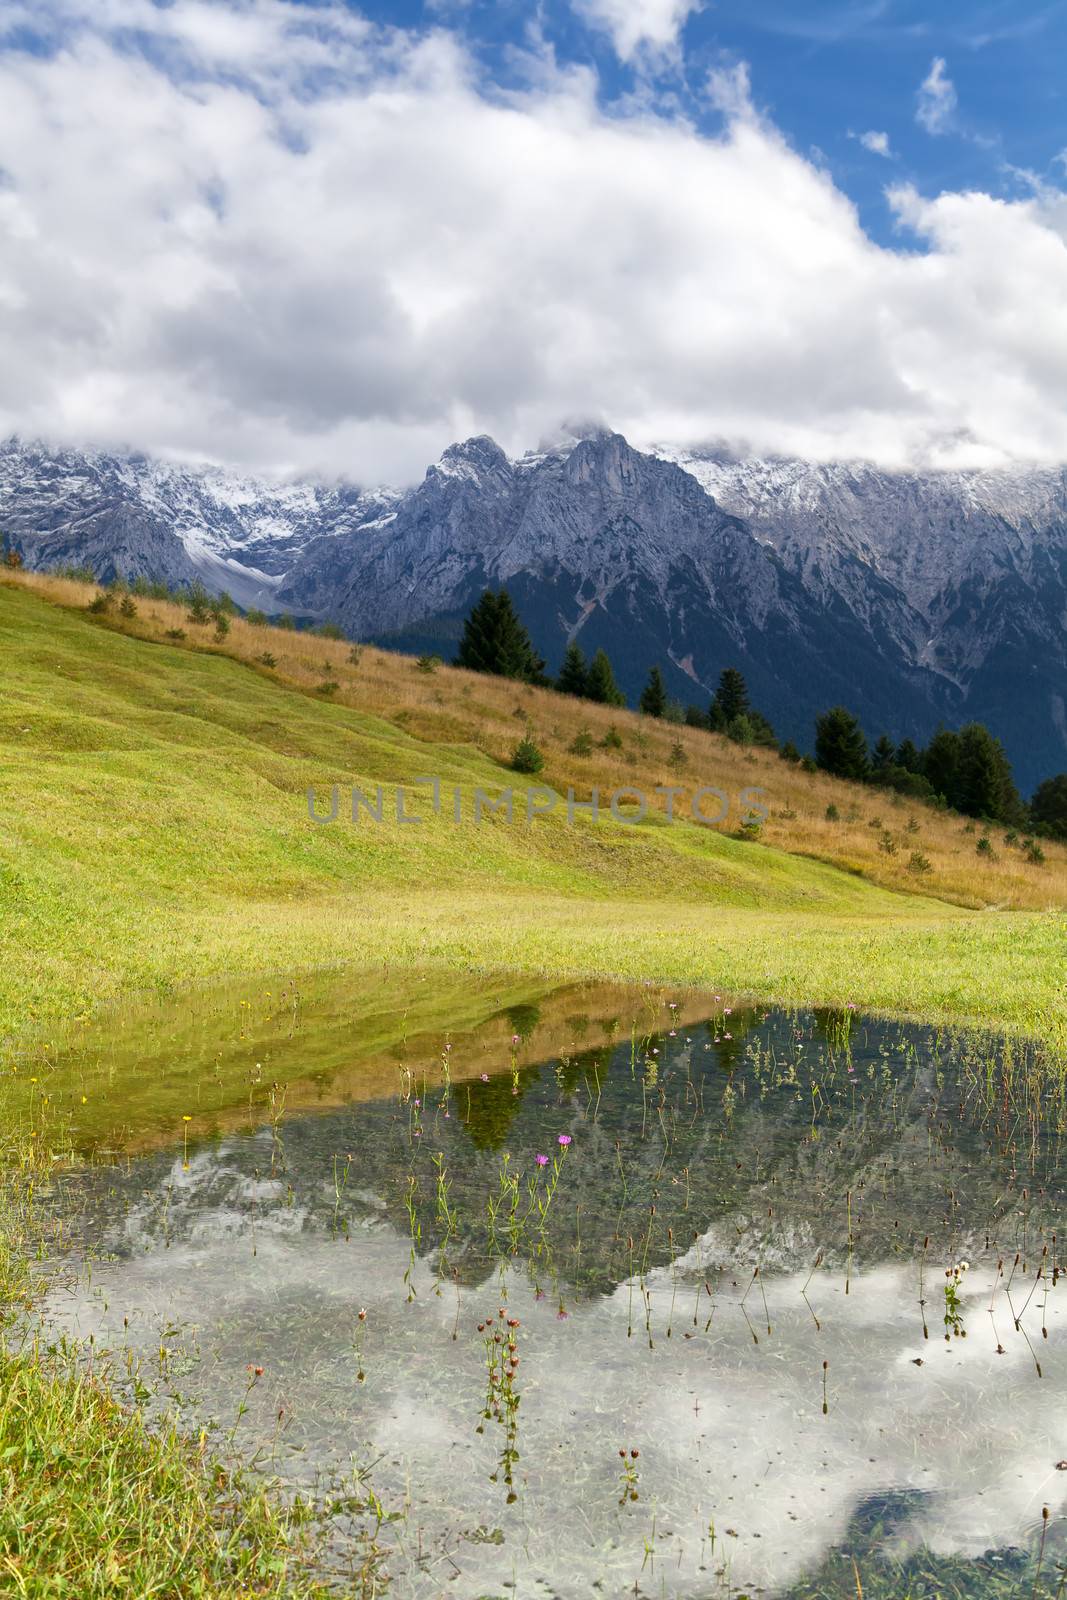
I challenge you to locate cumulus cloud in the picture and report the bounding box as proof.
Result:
[916,56,957,135]
[0,2,1065,482]
[858,129,891,157]
[571,0,701,61]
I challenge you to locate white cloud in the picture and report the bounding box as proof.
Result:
[859,129,891,157]
[0,3,1065,482]
[916,56,957,135]
[571,0,701,62]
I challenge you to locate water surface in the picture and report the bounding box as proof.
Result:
[27,978,1067,1596]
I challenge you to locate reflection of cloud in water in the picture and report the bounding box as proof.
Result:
[42,1143,1067,1599]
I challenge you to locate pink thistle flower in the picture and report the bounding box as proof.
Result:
[558,1133,572,1147]
[535,1154,549,1166]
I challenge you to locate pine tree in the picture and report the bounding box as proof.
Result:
[586,649,625,707]
[1032,774,1067,840]
[556,642,589,698]
[954,723,1024,824]
[711,668,749,727]
[814,706,869,780]
[455,590,546,683]
[896,739,922,773]
[639,665,668,718]
[872,734,896,775]
[922,729,960,804]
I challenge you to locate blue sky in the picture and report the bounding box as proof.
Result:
[347,0,1067,243]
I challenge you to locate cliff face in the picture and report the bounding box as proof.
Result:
[5,429,1067,790]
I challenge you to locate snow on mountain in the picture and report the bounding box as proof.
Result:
[4,429,1067,789]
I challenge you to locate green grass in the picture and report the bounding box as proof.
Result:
[2,580,1065,1046]
[1,576,1064,1593]
[0,1347,341,1599]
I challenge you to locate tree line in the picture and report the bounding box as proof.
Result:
[455,588,1067,839]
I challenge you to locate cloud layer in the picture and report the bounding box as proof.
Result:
[0,1,1065,482]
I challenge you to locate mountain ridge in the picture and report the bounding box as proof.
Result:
[2,430,1066,790]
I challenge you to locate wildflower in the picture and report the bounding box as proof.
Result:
[480,1073,489,1082]
[535,1154,549,1167]
[511,1034,520,1045]
[558,1133,572,1147]
[357,1308,367,1321]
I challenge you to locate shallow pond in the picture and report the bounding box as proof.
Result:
[23,977,1067,1596]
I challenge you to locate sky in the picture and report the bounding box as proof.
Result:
[0,0,1066,483]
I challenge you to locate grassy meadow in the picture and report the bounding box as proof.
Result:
[2,567,1066,1596]
[1,569,1065,1046]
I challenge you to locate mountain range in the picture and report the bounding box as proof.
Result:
[3,430,1066,793]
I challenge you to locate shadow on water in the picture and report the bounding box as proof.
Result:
[15,968,1067,1598]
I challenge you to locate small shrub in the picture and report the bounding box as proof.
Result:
[878,832,898,856]
[568,730,594,757]
[315,622,345,640]
[4,548,23,569]
[976,834,993,856]
[257,652,277,668]
[213,615,230,641]
[1025,840,1046,865]
[164,627,186,641]
[777,806,798,821]
[347,645,363,667]
[276,613,296,631]
[601,725,624,750]
[1004,830,1018,848]
[962,821,975,835]
[905,816,920,834]
[417,654,442,675]
[669,741,687,770]
[87,593,111,614]
[825,803,840,822]
[119,594,137,618]
[868,816,883,830]
[315,679,338,696]
[907,851,932,876]
[246,608,267,627]
[800,756,817,773]
[511,734,544,775]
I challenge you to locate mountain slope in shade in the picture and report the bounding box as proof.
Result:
[3,431,1067,791]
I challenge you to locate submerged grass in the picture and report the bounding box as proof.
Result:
[0,1115,367,1596]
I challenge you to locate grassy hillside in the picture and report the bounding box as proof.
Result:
[2,574,1065,1044]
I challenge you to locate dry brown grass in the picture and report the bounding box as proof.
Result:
[10,567,1067,911]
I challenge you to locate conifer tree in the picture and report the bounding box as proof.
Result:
[710,667,749,729]
[872,734,896,774]
[814,706,869,780]
[556,641,589,697]
[639,665,668,718]
[586,648,625,707]
[1032,774,1067,840]
[455,590,546,683]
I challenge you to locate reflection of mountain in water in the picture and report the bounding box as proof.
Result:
[57,1008,1066,1298]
